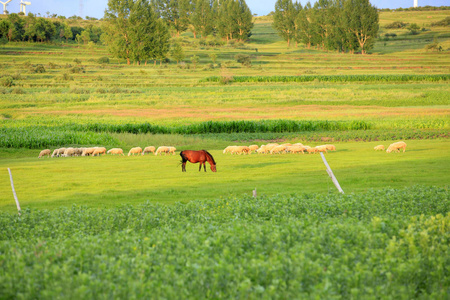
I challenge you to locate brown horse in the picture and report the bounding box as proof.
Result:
[180,150,217,172]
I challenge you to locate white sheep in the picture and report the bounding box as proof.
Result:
[107,148,124,155]
[38,149,51,158]
[374,145,385,151]
[128,147,143,156]
[325,144,336,151]
[270,145,287,154]
[248,145,259,153]
[315,145,328,153]
[287,145,306,154]
[92,147,107,156]
[155,146,169,155]
[386,141,407,153]
[167,146,177,155]
[51,149,59,158]
[56,148,67,157]
[232,146,251,155]
[142,146,156,155]
[82,147,95,156]
[63,147,75,157]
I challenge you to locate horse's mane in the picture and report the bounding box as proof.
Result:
[202,150,216,165]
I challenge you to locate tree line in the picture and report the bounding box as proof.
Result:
[0,13,102,44]
[273,0,379,54]
[102,0,253,65]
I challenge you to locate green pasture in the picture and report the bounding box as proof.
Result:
[1,139,449,212]
[0,11,449,212]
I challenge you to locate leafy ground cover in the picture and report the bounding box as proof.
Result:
[0,186,448,298]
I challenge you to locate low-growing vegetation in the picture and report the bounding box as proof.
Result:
[0,186,448,298]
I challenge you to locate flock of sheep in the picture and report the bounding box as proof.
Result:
[223,143,336,155]
[37,141,407,159]
[38,146,177,158]
[374,141,407,153]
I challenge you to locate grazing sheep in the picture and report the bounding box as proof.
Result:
[128,147,143,156]
[63,147,75,157]
[315,145,328,153]
[325,144,336,151]
[270,145,287,154]
[386,141,407,153]
[38,149,51,158]
[51,149,59,158]
[248,145,259,153]
[223,146,235,154]
[56,147,67,157]
[142,146,156,155]
[167,146,177,155]
[107,148,124,156]
[82,147,95,156]
[293,142,304,146]
[281,143,292,147]
[155,146,169,155]
[287,145,306,154]
[264,144,279,153]
[374,145,385,151]
[73,148,84,156]
[256,145,266,154]
[232,146,251,155]
[307,147,319,154]
[92,147,107,156]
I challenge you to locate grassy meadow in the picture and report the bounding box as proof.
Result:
[0,9,449,298]
[0,10,449,210]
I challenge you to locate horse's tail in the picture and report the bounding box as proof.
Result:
[179,151,187,163]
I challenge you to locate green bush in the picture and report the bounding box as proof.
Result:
[97,56,110,64]
[0,76,14,87]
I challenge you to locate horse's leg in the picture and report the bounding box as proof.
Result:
[182,162,186,172]
[203,163,207,172]
[198,163,202,172]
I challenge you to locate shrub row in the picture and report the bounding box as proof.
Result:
[201,74,450,83]
[74,120,372,135]
[0,127,118,149]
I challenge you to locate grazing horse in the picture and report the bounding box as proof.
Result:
[180,150,217,172]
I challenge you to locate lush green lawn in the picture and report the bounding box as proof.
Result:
[1,139,448,212]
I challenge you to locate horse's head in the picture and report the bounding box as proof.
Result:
[210,164,217,172]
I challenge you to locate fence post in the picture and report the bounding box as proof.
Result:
[320,153,344,194]
[8,168,21,215]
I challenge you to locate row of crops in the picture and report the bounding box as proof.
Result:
[78,120,372,135]
[0,126,447,149]
[0,186,448,298]
[201,74,450,83]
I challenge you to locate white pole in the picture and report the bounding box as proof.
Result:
[7,168,21,215]
[320,152,344,194]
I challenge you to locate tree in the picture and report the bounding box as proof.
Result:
[103,0,170,65]
[407,23,420,35]
[216,0,253,42]
[273,0,296,46]
[152,0,192,37]
[234,0,253,41]
[295,2,314,49]
[191,0,213,38]
[76,29,91,44]
[170,42,185,63]
[342,0,378,54]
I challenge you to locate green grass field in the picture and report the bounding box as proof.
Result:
[0,10,449,298]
